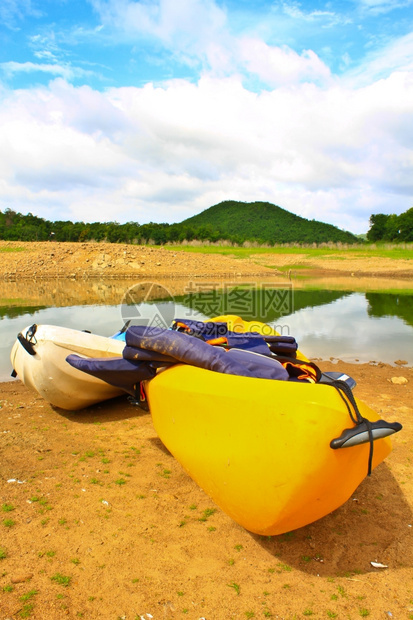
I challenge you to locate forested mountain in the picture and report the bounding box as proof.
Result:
[181,201,357,244]
[367,207,413,242]
[0,200,358,245]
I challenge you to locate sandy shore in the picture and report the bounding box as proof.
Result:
[1,362,412,619]
[1,240,413,280]
[1,241,413,619]
[0,241,273,281]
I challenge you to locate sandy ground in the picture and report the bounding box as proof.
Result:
[0,361,412,620]
[1,241,413,619]
[1,240,413,280]
[251,252,413,279]
[0,242,273,281]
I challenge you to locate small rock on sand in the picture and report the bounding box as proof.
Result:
[11,573,33,584]
[389,376,408,385]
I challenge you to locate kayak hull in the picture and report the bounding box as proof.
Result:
[145,315,393,535]
[10,325,124,410]
[146,364,392,535]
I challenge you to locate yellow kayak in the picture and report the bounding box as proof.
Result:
[146,315,397,535]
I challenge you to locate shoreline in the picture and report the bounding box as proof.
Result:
[1,240,413,281]
[2,269,413,280]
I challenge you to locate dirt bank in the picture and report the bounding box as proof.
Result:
[0,242,273,281]
[251,252,413,279]
[1,241,413,281]
[1,360,412,620]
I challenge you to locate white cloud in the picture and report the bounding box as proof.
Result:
[345,31,413,84]
[281,1,351,27]
[238,38,332,86]
[28,31,60,62]
[0,63,412,233]
[89,0,335,85]
[0,61,94,82]
[0,0,41,30]
[90,0,229,70]
[355,0,413,15]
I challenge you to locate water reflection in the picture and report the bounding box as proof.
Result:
[0,278,183,309]
[2,279,413,381]
[180,287,351,323]
[2,275,413,312]
[0,305,47,320]
[0,277,273,316]
[366,292,413,328]
[279,293,413,365]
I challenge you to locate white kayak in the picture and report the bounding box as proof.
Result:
[10,324,124,410]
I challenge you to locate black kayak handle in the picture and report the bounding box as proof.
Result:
[17,324,38,356]
[330,420,402,449]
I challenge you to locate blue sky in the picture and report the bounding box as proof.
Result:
[0,0,412,233]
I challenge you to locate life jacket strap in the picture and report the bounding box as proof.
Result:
[274,356,322,383]
[128,382,149,411]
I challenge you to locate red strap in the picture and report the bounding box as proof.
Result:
[282,361,318,383]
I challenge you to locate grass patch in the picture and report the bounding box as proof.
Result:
[163,242,413,261]
[277,264,313,271]
[51,573,72,587]
[20,590,38,602]
[227,582,241,595]
[198,508,217,522]
[2,503,15,512]
[337,585,347,598]
[18,603,34,618]
[0,246,26,253]
[158,468,172,479]
[38,550,56,558]
[276,562,293,572]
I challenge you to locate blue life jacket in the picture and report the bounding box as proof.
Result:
[67,322,293,397]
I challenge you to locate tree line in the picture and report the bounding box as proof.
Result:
[2,203,412,245]
[367,207,413,242]
[0,209,227,245]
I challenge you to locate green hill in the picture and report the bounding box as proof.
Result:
[181,201,358,244]
[0,201,358,245]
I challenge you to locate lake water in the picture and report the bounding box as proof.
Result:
[2,278,413,381]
